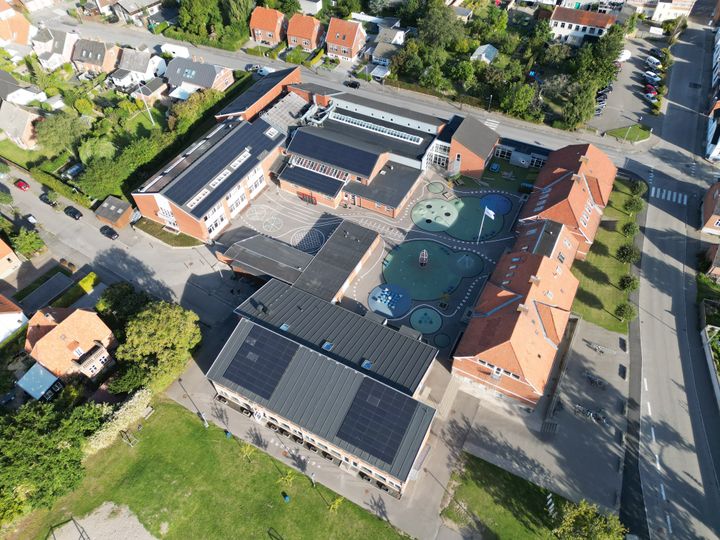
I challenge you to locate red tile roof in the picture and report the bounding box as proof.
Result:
[326,17,364,49]
[550,6,616,28]
[0,293,21,314]
[287,13,322,43]
[250,6,285,33]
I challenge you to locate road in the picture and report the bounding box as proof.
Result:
[20,5,720,538]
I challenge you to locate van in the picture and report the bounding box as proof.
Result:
[257,66,276,77]
[645,56,662,69]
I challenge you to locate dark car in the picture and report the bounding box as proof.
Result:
[343,80,361,89]
[64,206,83,220]
[650,47,664,58]
[100,225,119,240]
[39,193,57,207]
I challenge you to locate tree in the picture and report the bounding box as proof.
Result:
[450,60,476,91]
[618,274,639,291]
[528,20,552,52]
[78,137,117,164]
[418,0,465,50]
[335,0,361,18]
[116,301,201,378]
[239,443,256,462]
[621,222,639,238]
[630,180,647,196]
[542,43,572,67]
[74,97,94,116]
[562,84,595,129]
[328,496,345,513]
[623,196,644,215]
[555,500,627,539]
[278,0,300,15]
[616,243,641,264]
[501,83,535,119]
[221,0,254,25]
[614,302,637,323]
[178,0,223,36]
[108,363,151,394]
[276,471,296,487]
[0,162,10,175]
[0,190,12,205]
[35,112,90,154]
[168,89,223,134]
[419,64,450,92]
[368,0,387,14]
[398,0,423,26]
[11,227,44,257]
[0,402,108,524]
[45,190,58,204]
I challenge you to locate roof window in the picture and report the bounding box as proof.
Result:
[361,359,373,370]
[280,323,290,331]
[322,341,334,351]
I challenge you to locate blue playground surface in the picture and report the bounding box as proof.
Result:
[479,193,513,216]
[411,195,513,241]
[368,284,413,319]
[410,307,443,334]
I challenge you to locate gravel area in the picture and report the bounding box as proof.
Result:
[50,503,156,540]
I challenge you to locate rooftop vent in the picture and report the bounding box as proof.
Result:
[517,304,529,314]
[529,275,540,285]
[579,155,589,164]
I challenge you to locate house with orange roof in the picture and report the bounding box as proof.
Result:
[250,6,286,47]
[0,0,34,46]
[519,144,617,260]
[287,13,324,52]
[0,237,20,278]
[0,293,26,343]
[326,17,366,62]
[25,307,116,380]
[701,182,720,235]
[549,6,616,46]
[453,233,580,406]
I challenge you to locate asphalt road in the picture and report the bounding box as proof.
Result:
[21,5,720,537]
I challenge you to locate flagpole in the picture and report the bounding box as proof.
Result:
[477,209,486,244]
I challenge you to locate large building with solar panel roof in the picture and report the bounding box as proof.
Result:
[207,279,439,497]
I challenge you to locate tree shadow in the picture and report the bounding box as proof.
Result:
[247,426,268,451]
[92,246,173,301]
[367,493,389,522]
[288,449,308,474]
[575,288,603,309]
[573,260,609,285]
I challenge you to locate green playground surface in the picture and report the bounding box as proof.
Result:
[411,197,507,241]
[383,240,484,301]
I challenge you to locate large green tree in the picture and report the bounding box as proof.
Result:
[78,137,116,164]
[335,0,361,18]
[555,500,626,540]
[221,0,254,25]
[178,0,223,36]
[501,83,535,118]
[95,282,151,335]
[0,402,108,524]
[35,112,90,154]
[562,83,595,129]
[418,0,465,50]
[11,227,44,257]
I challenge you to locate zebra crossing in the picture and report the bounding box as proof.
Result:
[650,186,688,205]
[484,119,500,130]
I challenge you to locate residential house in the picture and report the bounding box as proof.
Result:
[132,118,284,242]
[0,70,46,105]
[470,43,498,64]
[0,0,33,46]
[326,18,366,62]
[446,115,499,179]
[0,238,21,279]
[24,307,116,379]
[94,195,133,228]
[651,0,697,21]
[110,48,166,88]
[452,6,473,23]
[71,39,121,74]
[701,183,720,235]
[31,28,80,71]
[549,7,616,45]
[0,293,27,343]
[130,76,166,105]
[453,220,580,406]
[0,101,39,149]
[93,0,117,16]
[164,57,233,100]
[300,0,322,14]
[17,362,63,401]
[113,0,162,25]
[519,143,617,260]
[706,243,720,281]
[370,26,405,67]
[249,6,286,47]
[287,13,323,52]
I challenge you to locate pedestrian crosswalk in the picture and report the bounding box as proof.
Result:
[484,119,500,130]
[650,186,688,205]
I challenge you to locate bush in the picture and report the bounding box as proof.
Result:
[11,227,45,257]
[614,302,637,321]
[621,222,639,237]
[74,97,94,116]
[151,21,170,34]
[86,388,153,454]
[623,196,644,215]
[0,191,11,205]
[616,243,641,264]
[163,26,245,52]
[246,46,267,57]
[0,162,9,175]
[630,180,647,196]
[618,274,639,291]
[29,168,94,208]
[267,42,286,60]
[78,271,100,293]
[303,49,324,67]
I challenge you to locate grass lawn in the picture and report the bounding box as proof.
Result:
[606,124,652,143]
[51,272,100,308]
[135,217,202,247]
[571,177,637,333]
[0,140,57,170]
[122,106,167,137]
[13,265,73,301]
[16,400,403,540]
[442,453,557,539]
[477,159,539,193]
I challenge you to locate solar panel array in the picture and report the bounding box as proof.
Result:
[337,378,418,464]
[222,325,298,399]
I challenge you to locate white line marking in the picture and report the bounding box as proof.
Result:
[666,514,673,533]
[655,453,661,471]
[660,483,666,501]
[644,377,648,391]
[651,426,656,443]
[651,186,656,197]
[672,192,678,203]
[682,194,688,205]
[647,401,652,416]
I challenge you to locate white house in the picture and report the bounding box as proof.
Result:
[110,48,166,88]
[31,28,80,71]
[470,43,498,64]
[299,0,322,14]
[0,293,26,343]
[0,70,46,105]
[113,0,162,25]
[549,7,616,46]
[370,26,405,66]
[651,0,697,21]
[93,0,117,16]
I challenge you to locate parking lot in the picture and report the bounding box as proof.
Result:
[589,35,667,136]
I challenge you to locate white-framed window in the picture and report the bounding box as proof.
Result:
[230,149,252,170]
[563,238,572,248]
[714,218,720,227]
[558,252,565,263]
[187,189,210,209]
[74,346,84,357]
[209,168,232,188]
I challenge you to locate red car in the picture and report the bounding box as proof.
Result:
[13,179,29,191]
[644,84,657,93]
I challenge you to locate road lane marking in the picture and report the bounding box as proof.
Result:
[647,401,652,416]
[682,194,688,205]
[644,377,648,391]
[660,189,667,199]
[655,453,661,471]
[660,483,666,501]
[650,186,656,197]
[651,426,656,443]
[672,192,678,203]
[666,514,673,533]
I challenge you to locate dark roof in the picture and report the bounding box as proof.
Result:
[528,220,564,258]
[222,231,314,283]
[138,119,284,218]
[207,318,435,481]
[19,272,73,313]
[437,115,463,144]
[0,70,33,100]
[236,279,438,394]
[499,137,550,157]
[216,67,299,119]
[372,42,401,59]
[342,161,421,208]
[165,57,222,88]
[288,82,343,96]
[293,220,379,300]
[450,116,498,159]
[111,68,132,80]
[134,77,165,96]
[287,127,380,177]
[33,27,52,43]
[118,49,152,73]
[278,163,345,198]
[335,93,444,127]
[94,195,131,223]
[72,39,112,66]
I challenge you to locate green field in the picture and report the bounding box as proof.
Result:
[0,140,56,170]
[478,159,539,193]
[135,217,202,247]
[571,178,637,333]
[606,124,652,143]
[16,400,403,540]
[442,454,557,539]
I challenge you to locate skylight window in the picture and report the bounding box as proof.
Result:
[280,323,290,331]
[187,189,210,209]
[265,127,279,139]
[230,149,252,170]
[322,341,334,351]
[209,169,232,188]
[361,359,373,370]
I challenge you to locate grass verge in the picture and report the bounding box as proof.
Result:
[606,124,652,143]
[15,400,403,540]
[51,272,100,308]
[441,453,557,539]
[571,177,636,333]
[134,217,202,247]
[13,265,73,301]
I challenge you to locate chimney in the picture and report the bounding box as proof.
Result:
[517,304,529,314]
[571,174,582,183]
[529,275,540,285]
[579,155,589,164]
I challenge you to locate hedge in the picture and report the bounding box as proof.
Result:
[303,49,324,67]
[29,168,94,208]
[163,27,245,52]
[151,21,169,34]
[267,42,286,60]
[246,46,268,57]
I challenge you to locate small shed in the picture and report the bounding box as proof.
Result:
[95,196,132,229]
[17,362,63,401]
[471,44,498,64]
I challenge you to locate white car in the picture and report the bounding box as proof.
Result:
[644,93,659,105]
[617,49,632,62]
[645,56,662,69]
[644,71,662,84]
[257,66,276,76]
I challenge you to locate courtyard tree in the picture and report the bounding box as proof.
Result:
[620,222,639,238]
[418,0,465,50]
[555,499,627,540]
[562,84,595,129]
[500,83,535,119]
[35,111,90,155]
[630,180,648,196]
[614,302,637,322]
[450,60,476,92]
[328,496,345,513]
[11,227,44,257]
[616,243,641,264]
[623,196,644,216]
[618,274,639,291]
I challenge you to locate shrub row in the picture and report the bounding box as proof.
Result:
[303,49,324,67]
[29,168,94,208]
[163,27,244,52]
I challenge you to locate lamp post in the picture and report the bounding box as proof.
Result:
[487,94,493,111]
[623,115,641,144]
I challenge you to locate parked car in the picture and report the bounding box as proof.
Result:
[644,71,662,84]
[645,56,662,69]
[39,193,57,207]
[246,64,260,72]
[597,85,613,95]
[343,80,361,89]
[645,88,658,97]
[644,93,659,105]
[257,66,275,76]
[13,179,29,191]
[596,94,608,104]
[644,83,658,93]
[100,225,119,240]
[64,206,83,220]
[650,47,664,58]
[27,214,37,225]
[617,49,632,62]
